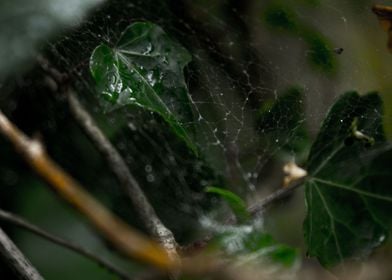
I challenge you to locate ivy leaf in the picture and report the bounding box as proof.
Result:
[206,186,250,223]
[303,92,392,268]
[0,0,102,79]
[90,22,197,154]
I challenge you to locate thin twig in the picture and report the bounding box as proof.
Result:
[0,209,131,280]
[247,179,305,217]
[0,110,173,270]
[0,227,43,280]
[67,91,178,259]
[37,55,178,260]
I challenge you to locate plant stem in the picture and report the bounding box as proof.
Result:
[247,179,305,216]
[67,91,178,260]
[0,209,131,280]
[0,227,43,280]
[0,110,173,270]
[37,55,178,260]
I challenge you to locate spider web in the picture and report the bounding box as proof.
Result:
[44,0,390,238]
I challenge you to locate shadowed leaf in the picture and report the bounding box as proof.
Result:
[304,92,392,268]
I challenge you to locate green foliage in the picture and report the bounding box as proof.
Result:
[90,22,197,153]
[211,224,299,268]
[263,2,336,74]
[205,186,250,223]
[264,3,299,33]
[303,92,392,267]
[0,0,102,79]
[257,87,309,161]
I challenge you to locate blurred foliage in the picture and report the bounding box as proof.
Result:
[263,1,337,74]
[208,221,300,269]
[205,186,250,223]
[0,0,103,79]
[0,0,391,279]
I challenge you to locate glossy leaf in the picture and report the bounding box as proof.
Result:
[206,186,250,222]
[0,0,102,79]
[90,22,197,153]
[304,92,392,267]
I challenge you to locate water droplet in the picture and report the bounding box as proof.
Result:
[143,43,153,55]
[146,174,155,182]
[145,165,152,172]
[128,122,137,131]
[146,71,157,86]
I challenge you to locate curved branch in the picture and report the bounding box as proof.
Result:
[0,209,131,280]
[67,92,178,260]
[0,227,43,280]
[0,110,173,270]
[37,55,178,260]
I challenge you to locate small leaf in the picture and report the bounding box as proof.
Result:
[211,224,299,268]
[90,22,197,154]
[303,91,392,268]
[206,186,250,223]
[241,232,299,268]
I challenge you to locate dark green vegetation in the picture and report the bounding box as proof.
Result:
[0,0,391,279]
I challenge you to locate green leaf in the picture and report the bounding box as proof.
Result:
[211,225,299,268]
[257,87,309,161]
[241,232,299,268]
[0,0,102,79]
[206,186,250,223]
[303,91,392,267]
[90,22,197,154]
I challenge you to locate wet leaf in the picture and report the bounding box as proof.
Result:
[303,92,392,267]
[206,186,250,223]
[90,22,197,153]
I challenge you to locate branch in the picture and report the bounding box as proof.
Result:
[0,227,43,280]
[36,55,178,259]
[67,92,178,260]
[0,110,173,270]
[0,209,131,280]
[247,179,305,217]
